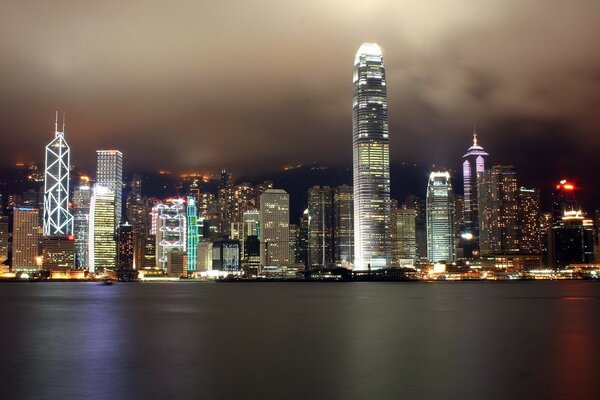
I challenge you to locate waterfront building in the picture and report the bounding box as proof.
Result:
[72,180,91,268]
[11,208,40,269]
[155,199,186,270]
[307,186,334,267]
[518,187,541,254]
[333,185,353,265]
[117,222,135,268]
[42,235,75,269]
[43,114,73,235]
[478,166,519,256]
[391,202,417,266]
[462,130,489,244]
[89,186,117,271]
[167,250,186,277]
[186,196,198,273]
[259,189,289,267]
[426,172,455,263]
[352,42,391,270]
[0,215,9,264]
[297,210,309,268]
[134,233,156,269]
[96,150,123,225]
[212,239,241,272]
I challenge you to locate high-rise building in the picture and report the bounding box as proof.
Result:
[352,42,391,270]
[117,222,135,268]
[333,185,353,265]
[518,187,541,254]
[186,196,198,273]
[11,208,40,269]
[307,186,334,267]
[217,169,233,236]
[72,180,92,268]
[462,130,489,243]
[89,186,117,272]
[96,150,123,225]
[134,233,156,269]
[259,189,289,267]
[0,216,9,264]
[43,114,73,235]
[478,166,519,256]
[426,172,455,263]
[297,210,309,268]
[391,203,417,265]
[405,194,427,260]
[551,211,595,267]
[155,199,186,270]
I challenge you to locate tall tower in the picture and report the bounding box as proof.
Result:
[43,113,73,235]
[352,42,391,270]
[462,129,488,241]
[259,189,289,268]
[96,150,123,226]
[88,186,117,272]
[426,172,455,263]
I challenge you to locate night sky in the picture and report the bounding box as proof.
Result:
[1,1,599,202]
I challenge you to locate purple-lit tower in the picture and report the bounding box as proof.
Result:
[462,129,488,245]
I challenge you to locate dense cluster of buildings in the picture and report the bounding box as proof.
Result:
[0,44,598,280]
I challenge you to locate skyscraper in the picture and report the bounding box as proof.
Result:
[333,185,354,265]
[517,187,541,254]
[11,208,40,269]
[390,203,417,266]
[462,130,488,240]
[307,186,334,267]
[426,172,455,263]
[352,42,391,270]
[478,166,519,256]
[96,150,123,225]
[186,196,198,273]
[43,114,73,235]
[89,186,117,272]
[155,199,186,270]
[72,179,91,268]
[259,189,289,268]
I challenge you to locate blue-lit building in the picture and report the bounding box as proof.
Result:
[186,196,198,272]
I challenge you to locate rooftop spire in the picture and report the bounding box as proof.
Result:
[62,112,66,133]
[54,111,58,135]
[473,125,478,146]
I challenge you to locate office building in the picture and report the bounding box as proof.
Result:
[43,114,73,235]
[259,189,289,267]
[42,235,75,269]
[89,186,117,271]
[155,199,186,270]
[352,42,391,269]
[462,130,489,242]
[333,185,353,265]
[518,187,541,254]
[307,186,334,267]
[11,208,40,269]
[426,172,455,263]
[96,150,123,225]
[478,166,519,256]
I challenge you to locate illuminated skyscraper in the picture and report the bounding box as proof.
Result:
[352,42,391,269]
[259,189,289,267]
[72,179,91,268]
[333,185,353,265]
[518,187,541,254]
[11,208,40,269]
[478,166,519,256]
[462,130,488,243]
[307,186,333,267]
[89,186,117,271]
[390,202,417,266]
[43,114,73,235]
[426,172,455,263]
[155,199,186,270]
[186,196,198,272]
[96,150,123,225]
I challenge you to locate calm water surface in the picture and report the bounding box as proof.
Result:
[1,281,599,400]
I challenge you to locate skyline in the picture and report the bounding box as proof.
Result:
[0,1,599,190]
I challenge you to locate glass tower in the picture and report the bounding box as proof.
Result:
[462,130,488,240]
[426,172,455,263]
[43,114,73,235]
[96,150,123,226]
[352,42,391,269]
[186,196,198,272]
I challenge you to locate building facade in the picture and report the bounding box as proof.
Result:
[352,42,391,269]
[426,172,455,263]
[96,150,123,226]
[259,189,289,267]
